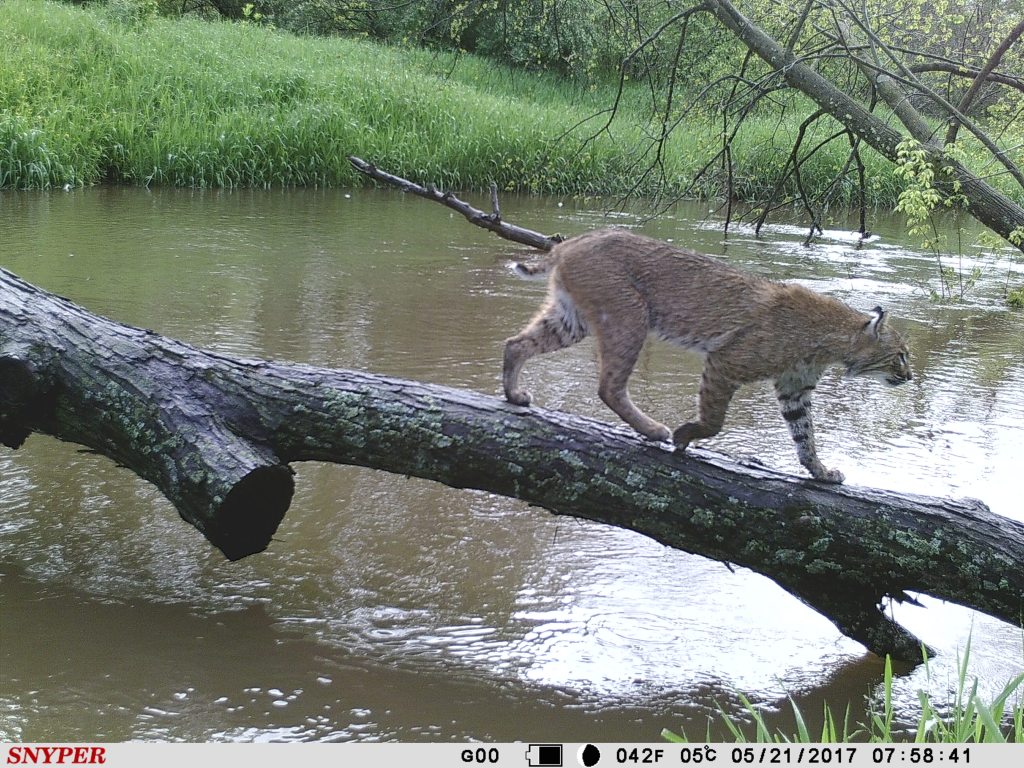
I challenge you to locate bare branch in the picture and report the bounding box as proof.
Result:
[577,3,712,146]
[347,156,562,251]
[908,63,1024,94]
[945,18,1024,145]
[785,0,817,54]
[754,108,827,236]
[489,181,501,222]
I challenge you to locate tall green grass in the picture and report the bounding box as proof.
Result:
[0,0,1002,205]
[663,641,1024,743]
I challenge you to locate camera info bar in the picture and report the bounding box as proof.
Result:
[3,743,1020,768]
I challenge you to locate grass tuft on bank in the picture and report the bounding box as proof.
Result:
[663,645,1024,743]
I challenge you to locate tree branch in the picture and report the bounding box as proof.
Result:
[945,18,1024,145]
[347,156,562,251]
[908,63,1024,94]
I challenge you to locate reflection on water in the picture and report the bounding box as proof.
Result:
[1,188,1022,741]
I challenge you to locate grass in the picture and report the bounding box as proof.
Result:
[662,641,1024,743]
[0,0,905,200]
[1,0,1021,207]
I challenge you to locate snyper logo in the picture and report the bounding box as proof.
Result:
[5,747,106,765]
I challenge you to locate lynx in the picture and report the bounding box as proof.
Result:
[502,228,912,483]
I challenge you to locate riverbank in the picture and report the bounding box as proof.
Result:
[0,0,1012,207]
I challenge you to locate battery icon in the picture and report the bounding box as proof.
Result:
[525,743,563,767]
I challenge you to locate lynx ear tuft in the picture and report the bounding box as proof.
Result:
[865,306,886,338]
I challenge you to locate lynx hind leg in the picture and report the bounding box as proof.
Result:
[594,311,672,442]
[775,381,844,484]
[673,361,739,450]
[503,289,587,406]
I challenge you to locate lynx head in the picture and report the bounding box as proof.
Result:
[845,306,912,386]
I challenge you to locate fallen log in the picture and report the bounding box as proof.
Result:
[1,267,1022,662]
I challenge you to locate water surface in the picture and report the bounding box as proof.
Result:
[1,188,1022,741]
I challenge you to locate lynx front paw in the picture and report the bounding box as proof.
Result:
[642,423,672,443]
[672,423,698,449]
[505,389,532,407]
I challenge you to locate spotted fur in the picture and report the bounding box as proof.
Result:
[502,228,912,483]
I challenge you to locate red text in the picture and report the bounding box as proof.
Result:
[6,747,106,765]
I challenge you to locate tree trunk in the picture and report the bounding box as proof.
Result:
[2,267,1022,662]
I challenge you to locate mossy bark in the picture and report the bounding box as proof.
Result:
[2,268,1022,661]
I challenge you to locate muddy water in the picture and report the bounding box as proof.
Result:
[1,188,1021,742]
